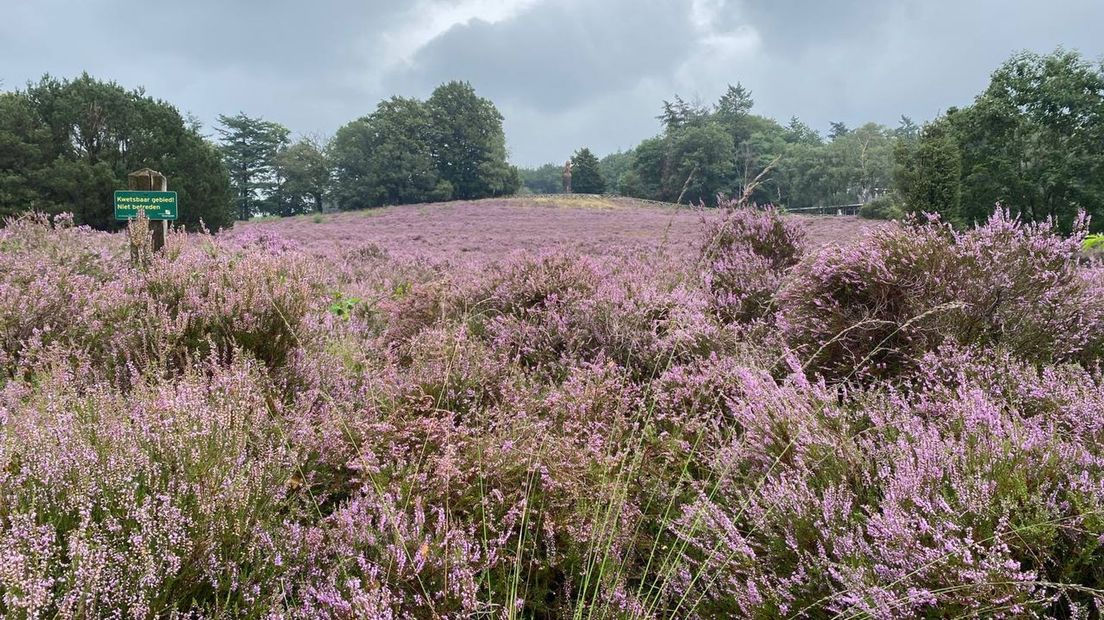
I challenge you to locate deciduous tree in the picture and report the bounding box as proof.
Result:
[896,49,1104,230]
[330,97,449,210]
[270,137,329,215]
[569,148,606,194]
[519,163,564,194]
[426,81,518,200]
[895,120,962,220]
[955,50,1104,228]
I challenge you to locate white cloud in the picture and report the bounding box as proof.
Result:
[689,0,729,30]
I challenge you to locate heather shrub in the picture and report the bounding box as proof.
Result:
[648,351,793,444]
[0,262,102,377]
[947,211,1104,363]
[467,251,603,325]
[471,252,727,381]
[312,247,465,348]
[269,490,495,617]
[561,260,725,379]
[396,323,515,417]
[0,212,114,275]
[0,214,117,377]
[379,276,457,345]
[780,210,1104,380]
[276,351,650,616]
[275,334,408,512]
[777,219,953,381]
[700,202,806,322]
[128,238,324,371]
[0,218,324,381]
[702,200,807,271]
[643,349,1104,617]
[3,206,1104,617]
[0,357,300,616]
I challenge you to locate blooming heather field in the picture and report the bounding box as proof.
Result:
[2,199,1104,618]
[227,196,881,262]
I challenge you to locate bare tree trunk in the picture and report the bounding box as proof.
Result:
[675,167,697,205]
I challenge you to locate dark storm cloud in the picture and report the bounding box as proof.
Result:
[154,0,393,71]
[0,0,400,137]
[729,0,1104,139]
[2,0,1103,166]
[385,0,698,111]
[369,0,1104,164]
[726,0,896,53]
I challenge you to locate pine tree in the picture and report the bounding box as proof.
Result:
[828,121,850,139]
[0,74,233,230]
[895,121,962,222]
[215,113,289,220]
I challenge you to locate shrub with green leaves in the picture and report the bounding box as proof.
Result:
[858,194,905,220]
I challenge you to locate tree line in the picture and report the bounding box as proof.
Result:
[520,83,909,209]
[0,77,517,229]
[895,49,1104,230]
[1,49,1101,232]
[219,81,520,219]
[521,49,1104,229]
[0,75,232,230]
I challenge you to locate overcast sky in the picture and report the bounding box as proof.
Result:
[2,0,1102,166]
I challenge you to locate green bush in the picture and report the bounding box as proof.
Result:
[1085,233,1104,255]
[859,195,905,220]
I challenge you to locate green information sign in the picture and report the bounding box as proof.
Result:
[114,191,178,220]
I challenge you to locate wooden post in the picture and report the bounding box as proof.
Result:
[127,168,168,252]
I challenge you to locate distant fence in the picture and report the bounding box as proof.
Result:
[523,192,682,208]
[523,193,865,216]
[785,204,864,216]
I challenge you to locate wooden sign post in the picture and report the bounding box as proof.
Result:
[121,168,174,252]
